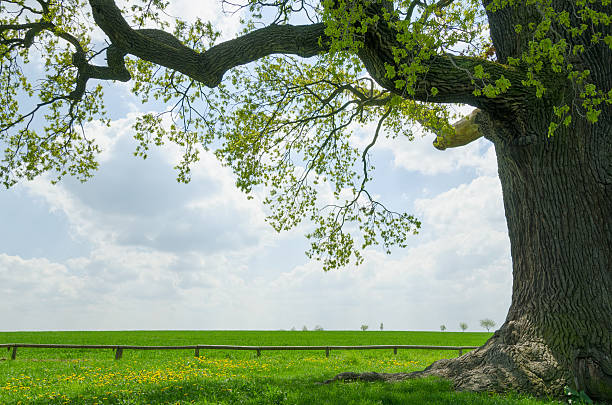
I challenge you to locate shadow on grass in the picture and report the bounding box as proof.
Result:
[21,375,560,405]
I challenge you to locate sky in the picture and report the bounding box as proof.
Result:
[0,0,512,333]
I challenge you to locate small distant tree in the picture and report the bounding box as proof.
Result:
[361,324,369,331]
[459,322,468,332]
[480,319,496,332]
[314,325,324,331]
[302,325,308,331]
[380,323,384,331]
[290,327,296,331]
[440,325,447,332]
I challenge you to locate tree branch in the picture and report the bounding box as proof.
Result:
[429,108,485,150]
[84,0,534,110]
[88,0,328,87]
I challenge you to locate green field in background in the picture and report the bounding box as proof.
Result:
[0,331,561,404]
[1,329,491,346]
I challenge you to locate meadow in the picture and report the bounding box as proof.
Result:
[0,331,564,404]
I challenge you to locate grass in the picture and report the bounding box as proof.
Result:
[0,331,563,404]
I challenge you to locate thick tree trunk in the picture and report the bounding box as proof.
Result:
[353,0,612,399]
[324,116,612,401]
[418,115,612,401]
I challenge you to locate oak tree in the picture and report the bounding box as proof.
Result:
[1,0,611,400]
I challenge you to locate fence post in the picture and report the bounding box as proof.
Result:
[393,347,397,355]
[458,349,463,356]
[11,346,17,360]
[115,347,123,360]
[256,349,261,357]
[194,348,200,357]
[326,347,330,358]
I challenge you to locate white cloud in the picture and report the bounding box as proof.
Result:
[390,135,497,177]
[350,105,498,178]
[2,99,512,333]
[167,0,243,40]
[1,172,511,331]
[2,0,513,334]
[256,173,511,331]
[22,113,273,256]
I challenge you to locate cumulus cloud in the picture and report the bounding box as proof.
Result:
[1,101,512,332]
[258,174,511,331]
[350,105,498,178]
[22,114,272,256]
[1,169,511,331]
[168,0,243,40]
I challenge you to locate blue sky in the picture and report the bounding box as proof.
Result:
[0,0,511,332]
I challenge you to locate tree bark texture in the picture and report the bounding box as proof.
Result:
[411,111,612,401]
[327,0,612,401]
[434,2,612,399]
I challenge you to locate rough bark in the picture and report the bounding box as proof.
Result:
[416,2,612,399]
[89,0,328,87]
[422,110,612,401]
[325,111,612,402]
[85,0,527,107]
[324,0,612,399]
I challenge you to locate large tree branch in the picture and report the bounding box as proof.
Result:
[87,0,532,113]
[0,0,533,131]
[355,7,530,112]
[88,0,328,87]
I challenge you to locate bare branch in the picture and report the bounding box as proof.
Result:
[430,108,484,150]
[89,0,328,87]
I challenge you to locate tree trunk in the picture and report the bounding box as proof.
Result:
[421,0,612,396]
[325,0,612,399]
[418,113,612,401]
[324,116,612,401]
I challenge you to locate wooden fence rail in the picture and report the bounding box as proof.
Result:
[0,343,479,360]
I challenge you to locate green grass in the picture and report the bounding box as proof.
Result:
[0,331,562,404]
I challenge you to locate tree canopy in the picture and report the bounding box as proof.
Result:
[2,0,610,271]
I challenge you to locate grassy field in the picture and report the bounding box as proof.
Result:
[0,331,563,404]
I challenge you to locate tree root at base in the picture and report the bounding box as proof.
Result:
[318,333,612,404]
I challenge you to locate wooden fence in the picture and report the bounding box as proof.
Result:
[0,343,479,360]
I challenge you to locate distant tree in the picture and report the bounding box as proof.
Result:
[480,319,496,332]
[361,325,369,332]
[440,325,447,332]
[459,322,468,332]
[380,323,384,331]
[290,327,296,331]
[302,325,308,332]
[314,325,324,331]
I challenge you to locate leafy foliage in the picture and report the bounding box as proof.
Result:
[490,0,612,134]
[1,0,610,271]
[0,0,105,187]
[564,386,594,405]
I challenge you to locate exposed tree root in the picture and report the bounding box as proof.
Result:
[320,325,612,404]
